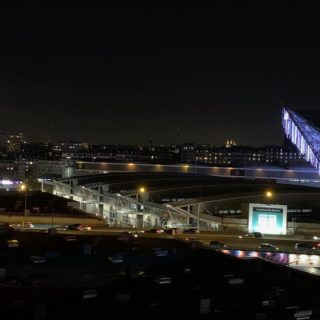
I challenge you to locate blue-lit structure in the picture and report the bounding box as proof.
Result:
[282,107,320,175]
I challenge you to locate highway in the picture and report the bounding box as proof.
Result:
[14,226,319,254]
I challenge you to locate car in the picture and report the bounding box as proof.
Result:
[239,232,262,239]
[183,228,199,234]
[11,222,34,229]
[83,289,98,299]
[0,223,14,233]
[6,239,19,248]
[153,249,169,257]
[164,228,182,235]
[145,228,164,234]
[228,277,245,286]
[258,243,279,251]
[294,242,318,252]
[24,222,34,228]
[64,235,77,242]
[154,275,171,285]
[117,231,138,241]
[66,224,92,231]
[108,255,124,263]
[185,237,197,241]
[189,239,203,249]
[31,256,46,264]
[209,240,226,249]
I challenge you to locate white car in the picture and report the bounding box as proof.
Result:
[83,289,98,299]
[31,256,46,264]
[108,255,124,263]
[7,239,19,248]
[154,275,171,285]
[154,249,169,257]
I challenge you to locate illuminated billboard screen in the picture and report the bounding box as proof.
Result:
[248,203,287,235]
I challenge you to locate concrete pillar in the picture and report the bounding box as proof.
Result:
[137,214,144,228]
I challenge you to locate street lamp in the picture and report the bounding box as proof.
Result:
[137,187,146,229]
[20,183,27,226]
[266,191,273,198]
[139,187,145,194]
[265,191,273,206]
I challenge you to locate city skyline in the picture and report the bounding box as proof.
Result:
[1,2,320,145]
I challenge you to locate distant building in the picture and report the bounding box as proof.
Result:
[36,159,74,179]
[7,133,25,152]
[225,139,237,148]
[180,143,196,163]
[195,145,306,167]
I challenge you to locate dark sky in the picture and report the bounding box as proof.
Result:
[0,1,320,146]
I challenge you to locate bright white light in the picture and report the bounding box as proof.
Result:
[299,254,308,262]
[1,180,13,185]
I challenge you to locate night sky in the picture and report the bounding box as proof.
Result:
[1,1,320,146]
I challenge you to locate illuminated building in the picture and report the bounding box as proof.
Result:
[225,139,237,148]
[7,133,25,152]
[282,107,320,174]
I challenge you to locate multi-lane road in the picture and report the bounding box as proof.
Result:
[17,225,319,254]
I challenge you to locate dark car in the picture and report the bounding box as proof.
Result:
[67,224,92,231]
[258,243,279,251]
[239,232,262,239]
[164,228,182,235]
[145,229,164,234]
[210,240,227,249]
[117,232,138,241]
[294,242,319,252]
[183,228,198,234]
[0,223,14,234]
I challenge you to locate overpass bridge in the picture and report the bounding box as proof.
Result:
[42,178,221,230]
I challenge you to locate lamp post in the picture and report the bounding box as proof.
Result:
[264,191,273,233]
[51,196,54,229]
[20,183,27,226]
[137,187,146,229]
[265,191,273,206]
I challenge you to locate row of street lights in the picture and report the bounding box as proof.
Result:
[18,183,273,230]
[136,186,274,230]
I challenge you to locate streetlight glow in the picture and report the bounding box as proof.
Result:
[139,187,145,193]
[266,191,273,198]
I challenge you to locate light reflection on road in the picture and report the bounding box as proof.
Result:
[221,249,320,276]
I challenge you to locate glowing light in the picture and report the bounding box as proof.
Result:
[236,250,244,258]
[310,255,319,263]
[249,251,258,257]
[266,191,273,198]
[1,180,13,185]
[299,254,308,262]
[139,187,145,193]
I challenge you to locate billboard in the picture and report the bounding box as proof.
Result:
[248,203,287,235]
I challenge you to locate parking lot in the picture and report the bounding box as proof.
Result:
[0,229,319,319]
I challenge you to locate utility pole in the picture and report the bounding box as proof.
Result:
[51,196,54,229]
